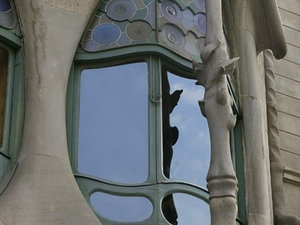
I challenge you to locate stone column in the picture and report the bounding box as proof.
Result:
[194,0,239,224]
[0,1,102,224]
[237,24,274,225]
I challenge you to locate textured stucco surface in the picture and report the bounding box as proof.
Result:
[43,0,99,14]
[0,1,102,224]
[0,0,297,224]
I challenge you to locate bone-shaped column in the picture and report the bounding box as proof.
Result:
[194,0,239,224]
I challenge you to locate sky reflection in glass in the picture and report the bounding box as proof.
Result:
[171,193,210,225]
[91,192,153,222]
[78,63,210,224]
[78,63,148,184]
[167,72,210,188]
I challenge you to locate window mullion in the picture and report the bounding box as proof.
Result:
[148,56,158,184]
[148,56,165,183]
[149,56,167,225]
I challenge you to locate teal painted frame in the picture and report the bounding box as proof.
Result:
[0,19,24,193]
[67,46,211,225]
[67,44,245,225]
[233,120,247,225]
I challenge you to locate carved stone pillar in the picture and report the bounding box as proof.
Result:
[194,0,239,224]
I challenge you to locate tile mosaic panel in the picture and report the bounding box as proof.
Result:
[81,0,206,61]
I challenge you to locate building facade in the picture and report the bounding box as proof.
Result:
[0,0,298,225]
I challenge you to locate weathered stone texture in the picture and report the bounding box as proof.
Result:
[277,93,300,119]
[275,75,300,99]
[282,26,300,47]
[0,1,102,224]
[285,45,300,65]
[279,9,300,31]
[274,0,300,217]
[278,0,300,14]
[280,150,300,174]
[283,182,300,216]
[274,59,300,82]
[278,112,300,137]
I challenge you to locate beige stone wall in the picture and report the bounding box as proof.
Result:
[0,1,102,225]
[0,0,296,224]
[274,0,300,218]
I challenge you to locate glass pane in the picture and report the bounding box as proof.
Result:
[81,0,155,52]
[78,63,148,184]
[0,0,11,11]
[91,192,153,222]
[162,71,210,188]
[0,47,8,147]
[162,193,210,225]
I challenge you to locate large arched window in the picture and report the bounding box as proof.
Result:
[0,0,24,191]
[67,0,244,224]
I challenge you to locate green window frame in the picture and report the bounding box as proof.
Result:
[67,0,245,223]
[67,43,246,225]
[67,46,213,224]
[0,1,24,193]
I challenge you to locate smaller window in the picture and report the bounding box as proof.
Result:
[90,192,153,222]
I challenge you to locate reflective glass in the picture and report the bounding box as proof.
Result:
[82,0,206,60]
[91,192,153,222]
[0,47,8,147]
[0,0,10,11]
[162,71,210,188]
[92,24,121,45]
[162,193,210,225]
[78,63,148,184]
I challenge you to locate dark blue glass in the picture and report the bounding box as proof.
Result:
[0,0,11,11]
[92,24,121,45]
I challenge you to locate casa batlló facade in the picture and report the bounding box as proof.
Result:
[0,0,299,225]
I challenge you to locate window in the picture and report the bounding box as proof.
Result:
[67,0,245,224]
[68,55,211,225]
[79,62,149,184]
[0,0,24,189]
